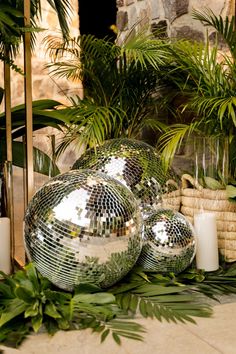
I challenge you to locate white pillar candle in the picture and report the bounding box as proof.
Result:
[194,212,219,271]
[0,217,11,274]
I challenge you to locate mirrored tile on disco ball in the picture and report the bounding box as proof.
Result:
[72,138,180,215]
[138,208,196,274]
[24,169,142,291]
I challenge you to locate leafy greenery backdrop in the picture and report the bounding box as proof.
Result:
[157,9,236,179]
[1,5,236,351]
[1,261,236,349]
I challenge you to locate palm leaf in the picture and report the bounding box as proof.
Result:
[158,32,236,174]
[46,0,71,39]
[158,123,199,169]
[127,117,166,139]
[3,262,236,348]
[55,102,124,155]
[192,8,236,57]
[0,99,70,130]
[0,2,25,58]
[102,319,145,343]
[45,31,169,148]
[110,267,213,325]
[121,30,169,69]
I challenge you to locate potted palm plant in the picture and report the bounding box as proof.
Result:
[44,29,170,155]
[158,8,236,178]
[157,9,236,261]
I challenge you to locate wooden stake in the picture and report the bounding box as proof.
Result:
[24,0,34,203]
[4,52,14,270]
[4,54,12,162]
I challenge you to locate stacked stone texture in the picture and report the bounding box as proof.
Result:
[116,0,233,42]
[0,0,233,108]
[0,0,80,109]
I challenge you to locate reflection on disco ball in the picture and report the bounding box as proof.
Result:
[24,170,142,291]
[72,138,179,215]
[138,209,196,274]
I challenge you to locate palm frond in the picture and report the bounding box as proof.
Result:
[191,96,236,132]
[157,123,200,169]
[55,101,124,157]
[45,31,168,147]
[192,8,236,57]
[14,141,60,176]
[0,2,25,57]
[159,34,236,175]
[101,319,145,344]
[0,99,70,134]
[121,30,169,69]
[71,105,124,149]
[46,0,72,39]
[128,117,166,139]
[111,268,213,324]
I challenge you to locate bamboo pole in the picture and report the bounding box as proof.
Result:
[4,50,14,270]
[4,54,12,162]
[24,0,34,204]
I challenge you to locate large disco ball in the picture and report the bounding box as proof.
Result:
[24,169,142,291]
[138,209,196,274]
[72,138,179,215]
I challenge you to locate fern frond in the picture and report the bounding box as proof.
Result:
[192,8,236,57]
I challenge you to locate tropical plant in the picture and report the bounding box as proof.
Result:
[0,0,73,175]
[2,261,236,348]
[0,99,74,175]
[0,0,71,57]
[157,9,236,179]
[44,30,170,155]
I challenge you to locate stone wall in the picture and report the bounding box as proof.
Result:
[1,0,234,108]
[116,0,234,41]
[115,0,234,176]
[0,0,80,110]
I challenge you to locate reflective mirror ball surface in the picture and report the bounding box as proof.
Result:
[24,169,142,291]
[138,209,196,274]
[72,138,179,215]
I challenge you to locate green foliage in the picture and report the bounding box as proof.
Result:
[110,268,212,324]
[45,31,169,153]
[0,99,72,176]
[0,263,145,348]
[0,0,71,61]
[226,183,236,203]
[0,1,26,59]
[157,10,236,178]
[192,8,236,59]
[0,0,72,176]
[2,262,236,349]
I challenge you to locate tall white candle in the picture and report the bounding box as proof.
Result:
[194,212,219,271]
[0,217,11,274]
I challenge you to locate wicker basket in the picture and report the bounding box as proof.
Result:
[180,174,236,262]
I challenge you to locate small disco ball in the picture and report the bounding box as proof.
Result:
[72,138,179,215]
[24,169,142,291]
[138,208,196,274]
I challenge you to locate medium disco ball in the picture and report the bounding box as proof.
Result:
[138,209,196,274]
[72,138,179,215]
[24,169,142,291]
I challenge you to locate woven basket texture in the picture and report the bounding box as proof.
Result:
[180,174,236,262]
